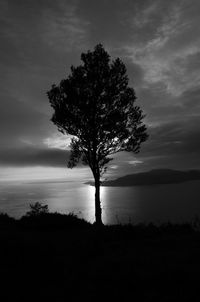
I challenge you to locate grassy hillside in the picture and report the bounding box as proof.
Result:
[0,211,200,301]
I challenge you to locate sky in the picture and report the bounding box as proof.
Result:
[0,0,200,181]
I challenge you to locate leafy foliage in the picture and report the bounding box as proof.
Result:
[26,202,49,216]
[47,44,148,224]
[47,44,148,175]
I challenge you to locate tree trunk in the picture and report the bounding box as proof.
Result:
[94,176,103,226]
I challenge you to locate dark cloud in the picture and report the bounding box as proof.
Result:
[180,87,200,109]
[124,59,145,88]
[0,146,70,167]
[138,117,200,170]
[0,94,53,148]
[145,118,200,155]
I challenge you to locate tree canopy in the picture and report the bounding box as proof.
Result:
[47,44,148,225]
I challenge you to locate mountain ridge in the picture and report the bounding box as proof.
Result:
[85,169,200,186]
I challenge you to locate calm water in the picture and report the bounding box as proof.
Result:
[0,180,199,224]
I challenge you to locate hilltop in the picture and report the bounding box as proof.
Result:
[86,169,200,186]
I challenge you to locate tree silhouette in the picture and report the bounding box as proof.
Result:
[47,44,148,226]
[26,202,49,216]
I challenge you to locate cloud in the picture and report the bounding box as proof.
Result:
[128,160,143,165]
[124,0,200,97]
[42,1,90,51]
[110,165,118,170]
[180,86,200,109]
[0,146,70,167]
[0,94,53,148]
[138,116,200,170]
[43,133,73,150]
[123,59,145,88]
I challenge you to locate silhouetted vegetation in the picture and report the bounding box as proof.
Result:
[19,211,91,230]
[16,202,91,230]
[47,44,148,225]
[0,212,16,228]
[26,201,49,216]
[1,205,200,300]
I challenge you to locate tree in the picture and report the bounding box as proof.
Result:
[26,202,49,216]
[47,44,148,226]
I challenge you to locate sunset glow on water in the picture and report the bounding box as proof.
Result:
[1,178,200,225]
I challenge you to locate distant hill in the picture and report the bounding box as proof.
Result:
[86,169,200,187]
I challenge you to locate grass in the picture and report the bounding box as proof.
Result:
[0,209,200,301]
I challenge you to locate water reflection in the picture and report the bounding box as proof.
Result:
[0,180,200,224]
[85,185,138,224]
[84,185,106,223]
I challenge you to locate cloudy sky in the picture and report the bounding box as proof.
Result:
[0,0,200,181]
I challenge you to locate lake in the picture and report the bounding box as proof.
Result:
[0,179,199,225]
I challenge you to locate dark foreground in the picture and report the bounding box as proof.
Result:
[0,212,200,301]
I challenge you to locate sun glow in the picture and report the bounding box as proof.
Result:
[0,166,91,183]
[0,167,67,182]
[85,184,107,222]
[43,133,73,150]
